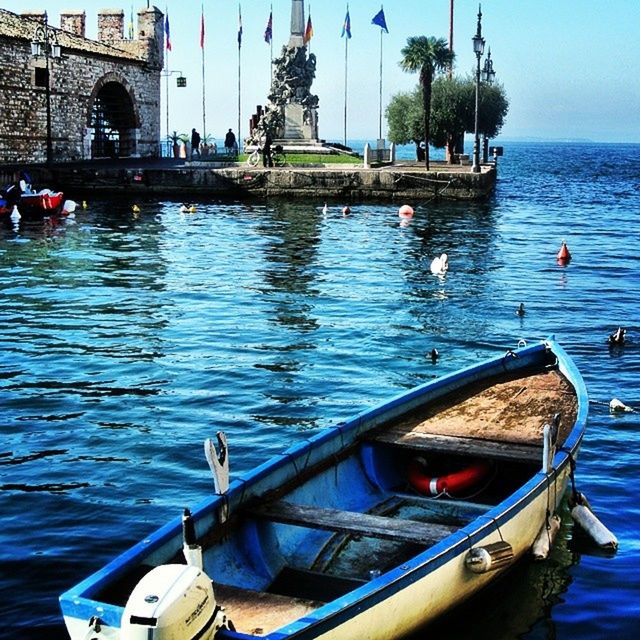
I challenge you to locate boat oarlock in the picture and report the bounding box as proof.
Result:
[408,458,493,496]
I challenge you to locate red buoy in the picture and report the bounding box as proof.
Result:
[557,241,571,265]
[408,459,492,496]
[398,204,414,218]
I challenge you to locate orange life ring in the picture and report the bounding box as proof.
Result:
[408,459,492,496]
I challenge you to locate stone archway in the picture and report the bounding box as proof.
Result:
[87,74,140,158]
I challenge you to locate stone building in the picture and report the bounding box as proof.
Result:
[0,6,164,163]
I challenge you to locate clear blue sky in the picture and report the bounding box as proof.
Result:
[7,0,640,145]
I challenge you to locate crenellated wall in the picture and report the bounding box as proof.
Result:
[0,6,164,164]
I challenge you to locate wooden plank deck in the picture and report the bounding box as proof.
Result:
[251,500,458,546]
[215,583,322,637]
[369,369,577,461]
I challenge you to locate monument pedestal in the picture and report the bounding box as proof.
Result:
[283,103,318,141]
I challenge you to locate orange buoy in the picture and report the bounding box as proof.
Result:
[557,241,571,264]
[408,459,492,496]
[398,204,414,218]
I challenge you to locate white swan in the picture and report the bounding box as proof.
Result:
[430,253,448,275]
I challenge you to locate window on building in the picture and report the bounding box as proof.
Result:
[34,67,49,88]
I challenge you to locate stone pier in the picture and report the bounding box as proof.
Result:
[34,162,496,202]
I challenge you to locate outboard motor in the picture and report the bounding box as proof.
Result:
[121,564,225,640]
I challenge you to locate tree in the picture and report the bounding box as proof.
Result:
[429,76,475,161]
[478,82,509,140]
[386,87,424,157]
[399,36,454,170]
[387,77,509,164]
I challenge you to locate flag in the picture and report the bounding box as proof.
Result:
[304,15,313,44]
[372,7,388,33]
[165,11,171,50]
[341,7,351,39]
[264,10,273,43]
[238,5,243,47]
[200,6,205,49]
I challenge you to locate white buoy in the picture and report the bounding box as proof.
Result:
[610,398,633,413]
[532,514,561,560]
[571,503,618,550]
[10,205,21,223]
[62,199,77,214]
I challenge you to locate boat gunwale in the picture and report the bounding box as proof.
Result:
[60,337,588,637]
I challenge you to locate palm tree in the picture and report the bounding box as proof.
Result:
[400,36,455,170]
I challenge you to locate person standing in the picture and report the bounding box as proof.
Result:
[262,132,273,167]
[224,129,237,155]
[191,128,201,159]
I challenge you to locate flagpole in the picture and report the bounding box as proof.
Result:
[164,8,170,157]
[165,49,170,153]
[201,5,206,140]
[238,4,242,146]
[378,27,383,140]
[343,35,348,147]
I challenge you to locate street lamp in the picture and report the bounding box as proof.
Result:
[471,4,485,174]
[481,48,496,162]
[31,12,61,165]
[161,69,187,156]
[481,48,496,85]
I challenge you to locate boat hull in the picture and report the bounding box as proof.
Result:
[60,338,587,640]
[0,191,65,218]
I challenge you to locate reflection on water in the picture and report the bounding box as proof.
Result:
[0,142,639,639]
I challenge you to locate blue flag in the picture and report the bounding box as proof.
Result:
[371,7,388,33]
[341,8,351,39]
[264,10,273,44]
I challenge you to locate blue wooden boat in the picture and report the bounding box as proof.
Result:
[60,337,589,640]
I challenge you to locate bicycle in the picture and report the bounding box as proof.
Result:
[247,144,286,167]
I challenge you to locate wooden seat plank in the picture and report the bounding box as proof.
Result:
[251,501,458,546]
[371,430,542,462]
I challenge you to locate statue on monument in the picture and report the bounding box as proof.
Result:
[253,0,319,142]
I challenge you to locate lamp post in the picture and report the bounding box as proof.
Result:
[31,12,61,165]
[481,48,496,163]
[161,69,187,156]
[471,4,485,174]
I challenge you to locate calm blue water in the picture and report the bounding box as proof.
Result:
[1,142,639,639]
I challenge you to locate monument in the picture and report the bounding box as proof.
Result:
[252,0,319,144]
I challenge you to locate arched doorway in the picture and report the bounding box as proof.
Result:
[89,79,138,158]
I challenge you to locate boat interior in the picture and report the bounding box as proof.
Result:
[95,366,578,637]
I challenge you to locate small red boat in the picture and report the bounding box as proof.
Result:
[0,190,65,218]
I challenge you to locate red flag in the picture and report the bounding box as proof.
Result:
[200,7,205,49]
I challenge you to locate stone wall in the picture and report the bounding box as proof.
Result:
[41,164,496,202]
[0,7,163,164]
